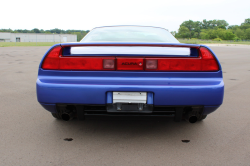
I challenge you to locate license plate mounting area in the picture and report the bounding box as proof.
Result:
[113,92,147,104]
[107,92,153,113]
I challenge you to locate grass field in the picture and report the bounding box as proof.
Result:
[178,39,250,45]
[1,40,250,47]
[0,42,59,47]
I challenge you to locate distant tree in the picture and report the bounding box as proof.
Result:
[16,29,23,33]
[32,28,40,33]
[240,18,250,30]
[177,26,191,38]
[50,28,62,34]
[170,31,177,36]
[228,25,239,30]
[202,19,228,29]
[215,20,229,29]
[234,29,245,39]
[245,28,250,39]
[242,18,250,25]
[180,20,202,38]
[223,30,236,40]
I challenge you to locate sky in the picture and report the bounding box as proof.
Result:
[1,0,250,32]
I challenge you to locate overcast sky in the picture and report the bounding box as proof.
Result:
[1,0,249,32]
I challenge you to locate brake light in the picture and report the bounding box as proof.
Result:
[42,46,219,71]
[199,47,219,71]
[42,46,115,70]
[156,58,202,71]
[42,46,61,69]
[145,47,219,71]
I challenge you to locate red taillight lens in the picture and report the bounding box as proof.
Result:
[42,46,115,70]
[145,47,218,71]
[59,57,101,70]
[199,47,219,71]
[117,58,144,70]
[148,58,202,71]
[42,46,219,72]
[42,46,61,69]
[59,57,115,70]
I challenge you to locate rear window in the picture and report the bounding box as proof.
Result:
[80,26,179,43]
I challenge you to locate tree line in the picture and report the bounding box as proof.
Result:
[0,28,89,41]
[1,19,250,41]
[171,18,250,40]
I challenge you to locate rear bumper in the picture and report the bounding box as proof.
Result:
[37,75,224,115]
[39,103,220,117]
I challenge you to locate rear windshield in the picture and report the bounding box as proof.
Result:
[80,26,179,43]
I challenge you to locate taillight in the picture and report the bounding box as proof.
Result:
[153,58,202,71]
[145,47,219,71]
[42,46,115,70]
[59,57,113,70]
[199,47,219,71]
[42,46,219,71]
[42,46,61,70]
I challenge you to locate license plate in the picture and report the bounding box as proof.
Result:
[113,92,147,103]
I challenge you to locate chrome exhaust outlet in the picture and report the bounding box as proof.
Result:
[184,107,198,123]
[61,105,76,121]
[61,112,74,121]
[186,115,198,123]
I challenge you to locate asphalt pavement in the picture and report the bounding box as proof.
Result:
[0,45,250,166]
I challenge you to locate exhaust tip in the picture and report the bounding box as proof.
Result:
[61,113,72,121]
[189,116,198,123]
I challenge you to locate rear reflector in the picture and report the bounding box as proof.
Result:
[42,46,219,71]
[146,59,157,70]
[103,59,115,69]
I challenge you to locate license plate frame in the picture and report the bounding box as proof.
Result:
[113,92,147,104]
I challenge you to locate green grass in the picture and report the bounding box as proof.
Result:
[178,39,250,45]
[0,42,60,47]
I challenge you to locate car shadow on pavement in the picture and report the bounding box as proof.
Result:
[48,116,207,144]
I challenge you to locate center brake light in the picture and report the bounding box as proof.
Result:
[42,46,219,71]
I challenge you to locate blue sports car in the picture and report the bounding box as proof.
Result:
[36,26,224,123]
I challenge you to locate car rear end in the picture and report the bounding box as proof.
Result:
[36,42,224,123]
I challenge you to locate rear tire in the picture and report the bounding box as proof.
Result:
[51,113,62,120]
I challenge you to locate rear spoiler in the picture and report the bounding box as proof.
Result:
[60,42,201,49]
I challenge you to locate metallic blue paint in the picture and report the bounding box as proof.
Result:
[37,43,224,115]
[106,92,113,104]
[147,92,154,104]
